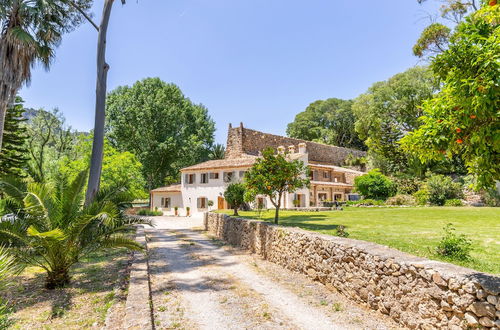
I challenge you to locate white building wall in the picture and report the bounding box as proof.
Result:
[151,192,184,216]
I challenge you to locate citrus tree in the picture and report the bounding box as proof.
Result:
[401,3,500,189]
[245,148,309,224]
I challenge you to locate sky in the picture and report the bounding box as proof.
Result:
[20,0,441,144]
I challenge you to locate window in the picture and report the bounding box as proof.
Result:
[223,171,235,183]
[209,172,219,180]
[323,171,330,179]
[200,173,208,184]
[161,197,171,208]
[185,174,196,184]
[197,197,207,209]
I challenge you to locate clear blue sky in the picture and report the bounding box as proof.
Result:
[20,0,440,144]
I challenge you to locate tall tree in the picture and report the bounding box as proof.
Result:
[209,143,226,160]
[287,98,365,150]
[0,0,92,151]
[352,66,438,174]
[106,78,216,190]
[0,97,28,177]
[401,3,500,189]
[413,0,480,58]
[25,108,74,182]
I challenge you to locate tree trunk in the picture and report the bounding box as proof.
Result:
[233,206,239,216]
[46,268,71,289]
[85,0,115,205]
[274,193,282,224]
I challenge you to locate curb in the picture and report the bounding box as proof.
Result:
[124,226,154,329]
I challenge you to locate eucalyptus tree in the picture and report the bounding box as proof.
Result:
[0,0,92,151]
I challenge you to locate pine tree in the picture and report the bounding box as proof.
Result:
[0,97,28,177]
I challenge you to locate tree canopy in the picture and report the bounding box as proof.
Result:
[352,66,438,174]
[0,97,28,177]
[401,4,500,189]
[287,98,365,150]
[105,78,216,190]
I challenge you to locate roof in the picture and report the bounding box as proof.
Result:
[310,181,354,188]
[150,184,182,193]
[308,163,365,174]
[181,155,257,171]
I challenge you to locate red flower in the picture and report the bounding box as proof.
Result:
[456,128,461,133]
[456,139,463,144]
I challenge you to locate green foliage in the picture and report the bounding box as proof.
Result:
[436,223,472,260]
[105,78,216,189]
[0,172,151,289]
[336,225,349,238]
[393,175,422,195]
[402,5,500,189]
[352,66,438,174]
[24,108,76,183]
[413,189,430,205]
[245,148,309,223]
[444,199,463,206]
[60,134,147,199]
[137,209,163,216]
[224,183,246,216]
[0,97,28,177]
[425,174,463,206]
[385,194,417,206]
[286,98,365,150]
[209,144,225,160]
[354,169,395,200]
[413,23,451,57]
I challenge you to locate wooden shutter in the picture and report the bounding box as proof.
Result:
[161,197,164,207]
[184,174,188,184]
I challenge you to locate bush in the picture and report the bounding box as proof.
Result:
[436,224,472,261]
[354,169,395,200]
[336,225,349,237]
[425,174,463,206]
[385,194,416,206]
[444,199,463,207]
[394,176,422,195]
[137,209,163,216]
[413,189,429,205]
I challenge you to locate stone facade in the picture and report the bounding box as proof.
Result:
[204,213,500,329]
[225,123,366,165]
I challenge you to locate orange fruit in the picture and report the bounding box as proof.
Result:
[456,139,463,144]
[456,128,461,133]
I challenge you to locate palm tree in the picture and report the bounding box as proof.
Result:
[0,0,91,151]
[209,143,226,160]
[0,171,152,289]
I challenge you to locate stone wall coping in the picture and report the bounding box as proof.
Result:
[217,213,499,294]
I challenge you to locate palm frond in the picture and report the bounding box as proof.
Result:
[99,235,144,251]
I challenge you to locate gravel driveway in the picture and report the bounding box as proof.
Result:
[145,216,399,330]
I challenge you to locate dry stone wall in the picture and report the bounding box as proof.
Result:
[204,212,500,329]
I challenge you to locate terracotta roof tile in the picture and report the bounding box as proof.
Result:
[151,184,182,192]
[181,155,257,171]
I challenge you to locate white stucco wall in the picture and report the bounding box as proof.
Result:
[151,192,183,216]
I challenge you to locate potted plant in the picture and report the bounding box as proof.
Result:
[292,199,300,208]
[207,200,214,210]
[186,206,190,217]
[174,206,178,216]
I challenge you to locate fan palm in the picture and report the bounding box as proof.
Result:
[0,171,152,289]
[0,0,92,150]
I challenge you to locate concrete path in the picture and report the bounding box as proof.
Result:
[146,216,398,330]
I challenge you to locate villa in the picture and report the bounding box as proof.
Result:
[150,123,366,215]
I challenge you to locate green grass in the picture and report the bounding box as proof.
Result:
[219,207,500,274]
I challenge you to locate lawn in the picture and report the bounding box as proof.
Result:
[219,207,500,274]
[1,247,131,329]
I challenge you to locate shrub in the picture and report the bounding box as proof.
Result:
[137,209,163,216]
[436,224,472,261]
[224,183,246,216]
[394,176,422,195]
[386,194,416,206]
[358,199,385,206]
[444,199,463,207]
[354,169,395,200]
[336,225,349,237]
[425,174,463,206]
[413,189,429,205]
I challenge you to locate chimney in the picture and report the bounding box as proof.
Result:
[298,142,307,154]
[288,145,296,153]
[228,123,232,129]
[240,122,244,129]
[277,146,285,154]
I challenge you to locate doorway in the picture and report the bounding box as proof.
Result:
[217,196,225,209]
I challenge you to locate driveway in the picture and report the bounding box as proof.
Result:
[144,216,397,330]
